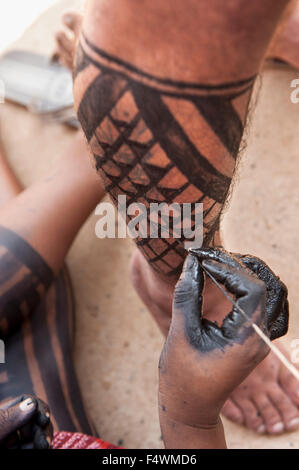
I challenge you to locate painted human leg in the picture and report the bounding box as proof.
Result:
[1,264,95,434]
[0,131,103,277]
[0,131,104,433]
[74,0,265,278]
[73,0,299,435]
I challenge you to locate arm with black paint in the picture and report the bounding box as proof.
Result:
[159,252,288,448]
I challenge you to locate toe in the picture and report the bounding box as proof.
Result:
[54,41,73,70]
[221,399,244,425]
[279,368,299,407]
[62,12,82,35]
[268,386,299,432]
[253,394,284,434]
[233,398,264,433]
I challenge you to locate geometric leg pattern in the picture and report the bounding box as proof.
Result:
[75,34,255,276]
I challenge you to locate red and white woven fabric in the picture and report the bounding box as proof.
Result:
[52,432,120,449]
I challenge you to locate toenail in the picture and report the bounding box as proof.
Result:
[64,15,73,25]
[288,418,299,429]
[271,422,284,433]
[257,425,265,434]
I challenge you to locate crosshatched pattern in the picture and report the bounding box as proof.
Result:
[92,101,200,275]
[76,38,255,276]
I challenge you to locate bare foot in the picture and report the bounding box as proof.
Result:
[267,0,299,70]
[222,345,299,434]
[53,11,83,71]
[131,248,299,435]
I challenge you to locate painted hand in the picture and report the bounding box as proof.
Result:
[192,247,289,340]
[0,395,53,449]
[158,251,288,429]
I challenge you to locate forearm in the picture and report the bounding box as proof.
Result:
[158,352,226,449]
[159,370,226,449]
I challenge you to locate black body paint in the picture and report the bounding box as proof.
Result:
[175,249,288,353]
[74,35,256,276]
[191,248,289,340]
[0,225,53,338]
[0,395,51,449]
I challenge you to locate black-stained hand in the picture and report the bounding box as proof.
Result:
[0,395,53,449]
[158,250,288,429]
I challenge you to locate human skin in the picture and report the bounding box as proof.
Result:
[72,0,299,435]
[0,131,103,434]
[73,0,290,278]
[0,131,104,336]
[0,132,104,277]
[0,395,52,449]
[159,252,288,448]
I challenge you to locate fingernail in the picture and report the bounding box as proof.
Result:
[19,398,35,412]
[288,417,299,429]
[271,422,284,433]
[257,425,265,434]
[45,412,50,418]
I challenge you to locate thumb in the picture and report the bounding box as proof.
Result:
[0,397,37,441]
[173,254,204,324]
[202,259,266,333]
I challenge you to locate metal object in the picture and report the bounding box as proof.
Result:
[0,50,79,128]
